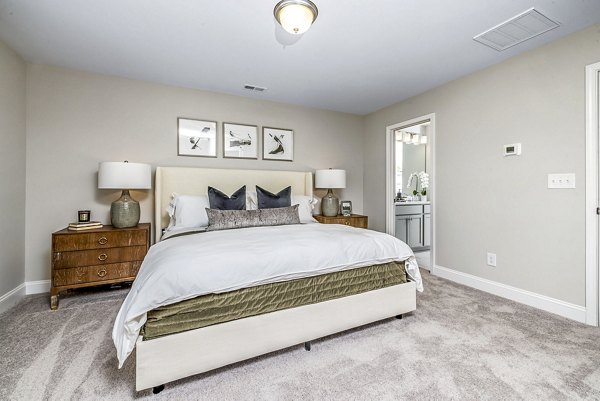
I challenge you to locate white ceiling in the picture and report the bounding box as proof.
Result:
[0,0,599,115]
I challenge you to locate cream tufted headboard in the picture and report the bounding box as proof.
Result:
[154,167,314,241]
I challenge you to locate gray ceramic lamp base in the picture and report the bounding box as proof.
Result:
[111,190,140,228]
[321,189,339,217]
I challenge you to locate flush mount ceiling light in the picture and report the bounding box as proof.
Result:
[274,0,318,35]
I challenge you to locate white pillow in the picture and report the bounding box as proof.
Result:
[292,195,318,223]
[167,194,211,229]
[166,193,179,230]
[246,191,258,211]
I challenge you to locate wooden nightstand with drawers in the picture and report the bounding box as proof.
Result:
[50,223,150,310]
[314,214,368,229]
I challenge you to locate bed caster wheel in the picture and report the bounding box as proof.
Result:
[304,341,311,351]
[153,384,165,394]
[396,314,403,320]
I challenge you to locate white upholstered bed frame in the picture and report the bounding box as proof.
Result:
[136,166,416,392]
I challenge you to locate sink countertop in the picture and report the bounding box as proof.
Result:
[395,201,431,205]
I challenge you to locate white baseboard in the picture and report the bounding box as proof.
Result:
[0,280,51,314]
[433,265,587,324]
[0,283,26,315]
[25,280,51,295]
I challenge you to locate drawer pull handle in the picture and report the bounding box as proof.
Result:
[98,253,108,261]
[97,269,107,278]
[98,237,108,245]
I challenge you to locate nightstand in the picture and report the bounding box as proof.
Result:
[50,223,150,310]
[314,214,368,229]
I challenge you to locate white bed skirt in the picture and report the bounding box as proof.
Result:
[136,281,416,391]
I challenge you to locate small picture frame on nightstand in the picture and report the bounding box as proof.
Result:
[340,200,352,217]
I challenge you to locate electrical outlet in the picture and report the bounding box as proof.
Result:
[487,252,497,267]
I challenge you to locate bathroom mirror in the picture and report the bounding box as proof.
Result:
[394,122,430,196]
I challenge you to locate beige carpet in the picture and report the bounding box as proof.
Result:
[1,271,600,400]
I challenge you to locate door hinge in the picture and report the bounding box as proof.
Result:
[597,207,600,215]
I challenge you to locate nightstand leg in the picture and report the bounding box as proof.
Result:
[50,289,59,310]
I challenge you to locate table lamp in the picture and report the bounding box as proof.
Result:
[98,161,151,228]
[315,169,346,217]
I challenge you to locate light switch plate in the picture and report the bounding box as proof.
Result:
[547,173,576,189]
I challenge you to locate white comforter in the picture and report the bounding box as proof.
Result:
[112,223,423,367]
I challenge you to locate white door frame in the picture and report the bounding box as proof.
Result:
[386,113,436,272]
[585,61,600,326]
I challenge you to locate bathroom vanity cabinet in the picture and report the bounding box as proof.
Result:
[394,203,431,251]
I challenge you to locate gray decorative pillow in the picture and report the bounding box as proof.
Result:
[206,205,301,231]
[208,185,246,210]
[256,185,291,209]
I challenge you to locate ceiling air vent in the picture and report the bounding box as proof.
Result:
[244,84,267,92]
[473,8,560,51]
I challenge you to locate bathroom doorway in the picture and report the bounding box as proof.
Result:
[386,114,435,272]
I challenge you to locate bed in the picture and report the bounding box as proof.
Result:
[112,167,421,392]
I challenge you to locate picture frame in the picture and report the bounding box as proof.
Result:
[223,122,258,159]
[263,127,294,161]
[177,117,217,158]
[340,200,352,217]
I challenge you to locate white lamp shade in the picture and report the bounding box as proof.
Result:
[274,0,318,35]
[315,169,346,189]
[98,162,151,190]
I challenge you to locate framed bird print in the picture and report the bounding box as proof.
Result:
[177,117,217,157]
[223,122,258,159]
[263,127,293,161]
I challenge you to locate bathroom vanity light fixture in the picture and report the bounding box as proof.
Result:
[399,131,427,145]
[274,0,318,35]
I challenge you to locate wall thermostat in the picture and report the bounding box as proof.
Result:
[503,143,521,156]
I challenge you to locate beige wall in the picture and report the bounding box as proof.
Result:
[0,40,26,296]
[25,65,365,282]
[364,24,600,306]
